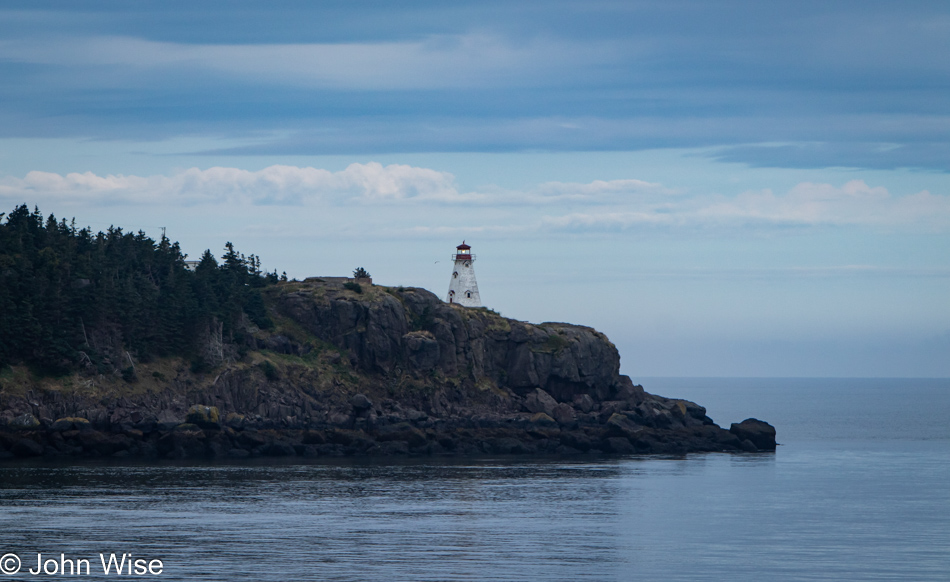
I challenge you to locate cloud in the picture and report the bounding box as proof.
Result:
[0,33,617,91]
[699,181,948,228]
[541,180,950,231]
[0,165,672,207]
[532,179,676,200]
[709,142,950,171]
[2,166,948,232]
[0,163,461,206]
[614,265,950,280]
[2,5,950,170]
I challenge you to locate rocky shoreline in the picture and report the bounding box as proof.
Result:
[0,282,776,461]
[0,395,776,461]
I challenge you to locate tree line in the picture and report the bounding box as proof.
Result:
[0,205,277,375]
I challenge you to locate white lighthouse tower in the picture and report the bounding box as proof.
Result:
[446,241,482,307]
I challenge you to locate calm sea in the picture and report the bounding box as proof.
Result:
[1,378,948,581]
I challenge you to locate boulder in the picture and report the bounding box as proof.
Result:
[404,408,427,422]
[350,394,373,411]
[572,394,595,413]
[528,412,557,426]
[598,400,630,422]
[156,410,183,431]
[614,376,646,404]
[50,417,92,432]
[730,418,777,450]
[605,413,642,439]
[552,403,577,424]
[523,388,558,417]
[186,405,220,429]
[9,413,40,430]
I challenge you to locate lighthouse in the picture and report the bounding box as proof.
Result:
[446,241,482,307]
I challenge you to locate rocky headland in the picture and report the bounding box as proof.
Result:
[0,280,775,460]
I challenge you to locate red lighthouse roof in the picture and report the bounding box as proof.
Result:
[452,241,476,262]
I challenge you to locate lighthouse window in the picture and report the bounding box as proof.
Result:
[466,291,472,298]
[453,272,458,278]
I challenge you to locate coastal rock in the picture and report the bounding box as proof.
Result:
[376,423,427,448]
[50,417,91,432]
[730,418,777,450]
[403,331,441,370]
[186,405,220,429]
[490,437,530,454]
[9,413,40,430]
[604,437,636,454]
[158,429,207,459]
[614,377,646,404]
[529,412,557,426]
[552,403,577,424]
[76,431,133,456]
[605,413,642,439]
[350,394,373,411]
[524,388,558,417]
[572,394,595,413]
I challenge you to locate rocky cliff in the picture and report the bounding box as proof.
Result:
[0,280,775,460]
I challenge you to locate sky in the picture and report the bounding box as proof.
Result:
[0,0,948,377]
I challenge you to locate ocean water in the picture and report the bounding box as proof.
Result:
[0,378,948,581]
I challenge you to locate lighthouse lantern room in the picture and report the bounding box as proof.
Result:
[446,241,482,307]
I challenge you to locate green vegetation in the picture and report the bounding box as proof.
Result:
[0,205,279,375]
[352,267,370,279]
[259,360,279,381]
[536,332,570,354]
[343,281,363,293]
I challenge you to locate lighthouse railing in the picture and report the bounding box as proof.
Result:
[452,254,476,261]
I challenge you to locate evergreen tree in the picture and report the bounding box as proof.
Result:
[0,205,278,374]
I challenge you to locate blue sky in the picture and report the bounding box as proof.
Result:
[1,1,948,376]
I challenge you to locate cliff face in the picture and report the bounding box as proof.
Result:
[0,280,775,460]
[277,285,623,402]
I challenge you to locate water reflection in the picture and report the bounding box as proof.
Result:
[1,458,632,582]
[1,447,946,582]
